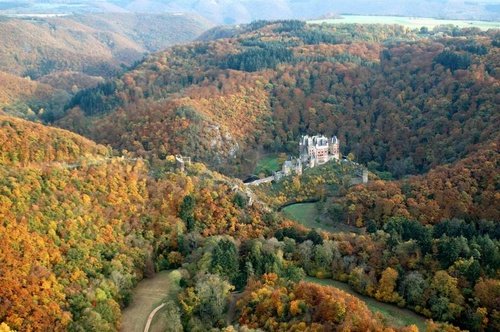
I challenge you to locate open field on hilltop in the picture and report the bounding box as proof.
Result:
[309,15,500,30]
[283,202,360,233]
[306,277,428,331]
[121,270,181,332]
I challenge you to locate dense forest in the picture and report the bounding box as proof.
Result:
[59,21,499,180]
[2,116,451,331]
[1,19,499,332]
[0,116,289,331]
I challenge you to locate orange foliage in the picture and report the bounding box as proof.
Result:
[343,143,499,224]
[237,273,403,331]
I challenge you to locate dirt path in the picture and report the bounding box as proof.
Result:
[144,303,166,332]
[120,270,181,332]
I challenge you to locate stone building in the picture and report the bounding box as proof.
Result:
[299,134,340,168]
[282,158,302,176]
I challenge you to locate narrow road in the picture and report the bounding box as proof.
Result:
[143,303,166,332]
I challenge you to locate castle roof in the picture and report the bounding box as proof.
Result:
[300,134,338,147]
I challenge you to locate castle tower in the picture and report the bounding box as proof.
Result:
[175,155,185,172]
[295,158,303,175]
[362,168,369,184]
[329,136,340,161]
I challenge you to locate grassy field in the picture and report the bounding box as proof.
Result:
[254,154,281,176]
[306,277,428,331]
[121,270,182,332]
[283,202,359,234]
[309,15,500,30]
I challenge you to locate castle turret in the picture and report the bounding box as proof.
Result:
[362,168,369,184]
[329,136,340,161]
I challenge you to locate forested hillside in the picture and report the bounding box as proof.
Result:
[0,13,212,80]
[0,13,212,120]
[61,21,499,180]
[2,116,443,332]
[0,115,287,331]
[0,71,70,120]
[1,19,499,332]
[342,143,499,225]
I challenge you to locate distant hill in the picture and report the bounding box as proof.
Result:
[0,71,69,120]
[2,0,499,22]
[0,13,213,79]
[0,12,212,120]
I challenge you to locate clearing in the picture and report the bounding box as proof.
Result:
[283,202,359,233]
[254,153,281,176]
[308,15,500,30]
[306,277,428,331]
[120,270,182,332]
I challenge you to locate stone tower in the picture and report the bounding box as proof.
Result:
[362,168,369,184]
[329,136,340,161]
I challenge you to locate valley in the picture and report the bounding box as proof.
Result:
[0,8,498,332]
[0,12,213,120]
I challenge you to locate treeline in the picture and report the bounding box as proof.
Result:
[273,219,499,330]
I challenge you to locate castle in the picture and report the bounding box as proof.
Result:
[299,134,340,168]
[273,134,340,181]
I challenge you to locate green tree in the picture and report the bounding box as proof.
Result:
[400,272,427,307]
[195,274,233,326]
[179,195,196,231]
[428,271,464,321]
[210,238,239,282]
